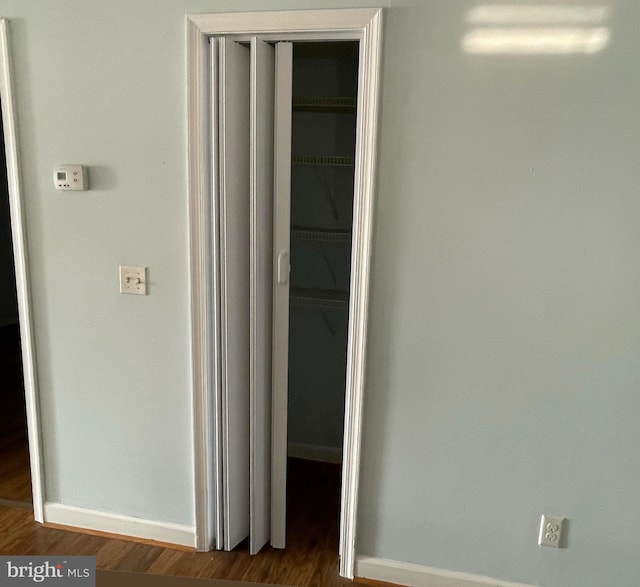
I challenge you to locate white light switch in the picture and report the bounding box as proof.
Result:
[119,265,147,295]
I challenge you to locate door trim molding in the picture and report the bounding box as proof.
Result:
[0,19,46,522]
[186,8,383,579]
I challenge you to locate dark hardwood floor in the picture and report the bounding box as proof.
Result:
[0,458,367,586]
[0,323,31,505]
[0,427,31,504]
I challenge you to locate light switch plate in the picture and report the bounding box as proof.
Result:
[119,265,147,295]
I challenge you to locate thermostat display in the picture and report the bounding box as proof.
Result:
[54,165,88,191]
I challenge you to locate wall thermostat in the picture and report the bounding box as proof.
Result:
[54,165,88,191]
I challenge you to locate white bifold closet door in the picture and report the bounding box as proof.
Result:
[217,36,252,553]
[214,36,291,555]
[249,37,276,555]
[270,41,293,550]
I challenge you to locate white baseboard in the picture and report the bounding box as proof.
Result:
[288,441,342,463]
[355,556,540,587]
[44,502,195,548]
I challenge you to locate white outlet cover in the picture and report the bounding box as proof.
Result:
[119,265,147,295]
[538,514,565,548]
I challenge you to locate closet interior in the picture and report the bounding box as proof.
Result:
[284,40,359,537]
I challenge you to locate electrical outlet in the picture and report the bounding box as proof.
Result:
[538,514,565,548]
[119,265,147,295]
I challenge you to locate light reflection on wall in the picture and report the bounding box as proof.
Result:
[462,4,611,54]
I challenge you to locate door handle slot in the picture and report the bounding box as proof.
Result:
[277,251,290,285]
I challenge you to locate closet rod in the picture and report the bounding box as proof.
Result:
[291,226,352,243]
[293,96,356,113]
[292,155,354,167]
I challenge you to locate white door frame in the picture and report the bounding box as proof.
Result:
[186,8,382,579]
[0,19,46,521]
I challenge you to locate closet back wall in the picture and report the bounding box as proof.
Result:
[288,43,358,455]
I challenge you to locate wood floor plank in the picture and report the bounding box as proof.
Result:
[96,538,140,569]
[0,429,32,503]
[109,542,165,573]
[144,550,186,575]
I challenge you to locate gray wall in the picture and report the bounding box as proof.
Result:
[358,1,640,586]
[2,1,640,585]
